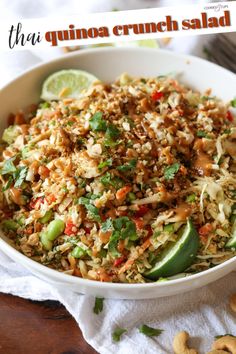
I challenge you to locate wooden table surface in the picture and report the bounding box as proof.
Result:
[0,293,98,354]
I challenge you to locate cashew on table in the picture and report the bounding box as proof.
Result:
[211,336,236,354]
[173,331,198,354]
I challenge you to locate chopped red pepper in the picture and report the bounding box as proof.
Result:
[151,90,164,101]
[199,223,213,236]
[134,205,149,217]
[113,256,125,267]
[84,226,91,234]
[132,217,144,230]
[46,194,56,205]
[146,225,153,238]
[226,110,234,122]
[65,222,77,236]
[29,197,44,210]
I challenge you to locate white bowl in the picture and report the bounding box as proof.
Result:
[0,48,235,299]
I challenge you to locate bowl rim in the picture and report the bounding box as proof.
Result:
[0,46,236,290]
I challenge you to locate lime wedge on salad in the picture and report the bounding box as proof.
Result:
[145,219,200,280]
[41,69,99,100]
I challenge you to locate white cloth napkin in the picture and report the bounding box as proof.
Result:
[1,1,236,354]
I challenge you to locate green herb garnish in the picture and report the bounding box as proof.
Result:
[117,159,137,172]
[186,194,196,203]
[98,158,113,170]
[101,218,113,232]
[89,112,107,132]
[79,197,101,222]
[1,157,17,175]
[197,130,207,138]
[107,217,138,257]
[230,98,236,108]
[2,176,13,191]
[139,325,163,337]
[104,124,120,147]
[163,223,174,233]
[164,163,180,180]
[100,172,124,189]
[93,297,104,315]
[108,231,121,258]
[39,102,50,109]
[113,216,137,241]
[14,166,28,188]
[112,327,127,342]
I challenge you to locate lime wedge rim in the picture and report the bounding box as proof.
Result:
[40,69,99,101]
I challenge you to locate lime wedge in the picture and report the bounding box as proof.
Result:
[41,69,99,100]
[114,39,158,48]
[144,219,200,280]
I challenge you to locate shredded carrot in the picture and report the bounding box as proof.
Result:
[116,185,132,201]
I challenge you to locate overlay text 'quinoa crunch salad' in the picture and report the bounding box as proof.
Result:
[0,72,236,283]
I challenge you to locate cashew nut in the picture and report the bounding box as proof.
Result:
[173,331,198,354]
[212,336,236,354]
[229,293,236,313]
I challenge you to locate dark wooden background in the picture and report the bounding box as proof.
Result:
[0,293,98,354]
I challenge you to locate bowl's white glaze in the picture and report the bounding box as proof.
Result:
[0,48,235,299]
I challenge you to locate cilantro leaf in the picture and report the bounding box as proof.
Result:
[231,98,236,108]
[113,216,137,241]
[78,197,90,205]
[1,157,17,175]
[14,166,28,188]
[101,218,113,232]
[79,197,101,222]
[93,297,104,314]
[2,176,13,191]
[104,124,120,147]
[107,217,138,257]
[100,172,112,186]
[106,124,120,139]
[108,231,121,258]
[164,163,180,180]
[86,204,101,222]
[117,159,137,172]
[112,327,127,342]
[197,130,207,138]
[98,158,113,170]
[89,112,107,132]
[139,325,163,337]
[100,172,124,189]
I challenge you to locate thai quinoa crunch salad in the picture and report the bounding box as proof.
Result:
[0,71,236,283]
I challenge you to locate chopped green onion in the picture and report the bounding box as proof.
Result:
[71,246,87,258]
